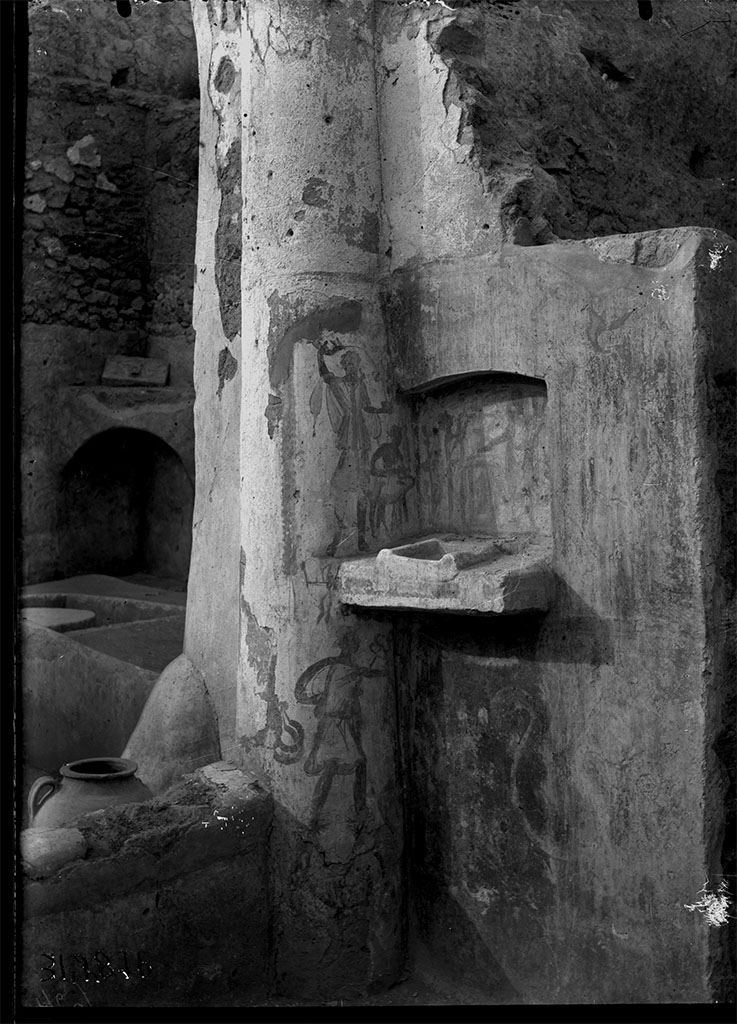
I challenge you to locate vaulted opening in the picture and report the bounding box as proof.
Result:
[58,427,193,585]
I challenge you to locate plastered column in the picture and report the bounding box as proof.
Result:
[237,0,406,996]
[186,0,243,757]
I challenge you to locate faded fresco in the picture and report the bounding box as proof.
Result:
[295,629,392,837]
[268,295,419,559]
[239,595,306,766]
[413,378,550,539]
[368,423,415,536]
[305,336,416,556]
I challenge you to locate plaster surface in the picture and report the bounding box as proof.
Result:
[390,227,735,1002]
[22,622,158,772]
[234,1,405,996]
[20,607,96,632]
[20,575,187,772]
[183,0,243,760]
[125,0,736,1005]
[124,653,221,795]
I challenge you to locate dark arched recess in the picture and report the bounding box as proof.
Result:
[59,427,193,585]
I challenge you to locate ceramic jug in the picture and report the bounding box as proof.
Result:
[27,757,152,828]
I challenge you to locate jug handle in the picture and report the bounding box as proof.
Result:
[28,776,58,824]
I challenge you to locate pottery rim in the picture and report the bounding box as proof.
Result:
[60,757,139,781]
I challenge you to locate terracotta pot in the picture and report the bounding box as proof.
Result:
[27,757,152,828]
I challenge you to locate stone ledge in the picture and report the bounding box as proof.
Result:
[337,535,554,615]
[22,761,271,1006]
[101,355,170,387]
[22,762,272,918]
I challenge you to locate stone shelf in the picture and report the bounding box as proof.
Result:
[336,534,554,615]
[101,355,170,387]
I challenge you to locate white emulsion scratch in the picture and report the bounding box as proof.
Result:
[709,243,728,269]
[684,879,732,927]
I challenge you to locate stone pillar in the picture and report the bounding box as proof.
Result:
[125,0,240,803]
[236,0,405,997]
[187,0,734,1005]
[186,0,243,758]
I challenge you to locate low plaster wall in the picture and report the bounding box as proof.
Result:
[21,592,182,627]
[21,623,158,773]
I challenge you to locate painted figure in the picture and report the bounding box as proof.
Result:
[309,340,391,553]
[438,409,469,522]
[295,631,387,831]
[368,424,415,534]
[241,645,305,766]
[419,421,443,510]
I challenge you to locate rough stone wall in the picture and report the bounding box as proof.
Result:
[24,0,198,339]
[142,99,200,383]
[21,0,199,584]
[427,0,737,245]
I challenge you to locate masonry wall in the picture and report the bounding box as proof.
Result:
[378,0,736,1003]
[21,0,199,584]
[21,764,271,1008]
[427,0,737,246]
[174,0,735,1005]
[388,228,735,1003]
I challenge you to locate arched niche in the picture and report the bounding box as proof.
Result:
[58,427,193,584]
[410,372,550,540]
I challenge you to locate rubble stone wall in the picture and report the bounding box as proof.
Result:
[21,0,199,585]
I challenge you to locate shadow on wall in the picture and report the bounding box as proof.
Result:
[58,427,193,584]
